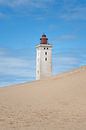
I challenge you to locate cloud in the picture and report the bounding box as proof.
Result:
[0,48,35,87]
[52,46,86,75]
[0,12,6,18]
[53,54,79,75]
[0,48,35,78]
[60,6,86,20]
[0,0,54,8]
[0,0,29,7]
[54,34,76,41]
[0,0,86,21]
[0,47,86,87]
[48,24,59,31]
[59,0,86,20]
[0,0,55,20]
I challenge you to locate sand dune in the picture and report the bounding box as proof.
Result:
[0,66,86,130]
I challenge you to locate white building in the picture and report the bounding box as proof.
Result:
[36,34,52,80]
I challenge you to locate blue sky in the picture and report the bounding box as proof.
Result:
[0,0,86,87]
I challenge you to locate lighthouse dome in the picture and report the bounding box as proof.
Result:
[42,34,46,37]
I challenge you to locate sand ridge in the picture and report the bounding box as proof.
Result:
[0,66,86,130]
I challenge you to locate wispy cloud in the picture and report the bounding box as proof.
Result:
[53,54,79,75]
[0,0,54,8]
[53,34,76,41]
[60,6,86,20]
[0,47,86,87]
[0,0,86,20]
[0,12,6,18]
[53,48,86,75]
[0,48,35,78]
[0,0,55,19]
[0,48,35,87]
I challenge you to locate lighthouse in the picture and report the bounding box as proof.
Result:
[36,34,52,80]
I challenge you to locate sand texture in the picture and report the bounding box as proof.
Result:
[0,66,86,130]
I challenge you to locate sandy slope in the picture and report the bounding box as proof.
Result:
[0,66,86,130]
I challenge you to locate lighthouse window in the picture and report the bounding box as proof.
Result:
[47,48,48,50]
[45,58,47,61]
[44,48,45,49]
[45,52,47,55]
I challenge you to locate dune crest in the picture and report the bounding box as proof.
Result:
[0,66,86,130]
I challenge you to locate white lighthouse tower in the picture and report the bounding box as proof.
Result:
[36,34,52,80]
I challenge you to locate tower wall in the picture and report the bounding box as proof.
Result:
[36,44,52,80]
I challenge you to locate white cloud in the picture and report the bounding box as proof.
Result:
[60,6,86,20]
[0,0,85,21]
[58,0,86,20]
[52,46,86,75]
[0,0,55,19]
[0,48,85,87]
[0,49,35,78]
[53,55,79,75]
[54,34,76,41]
[0,12,6,18]
[0,0,54,8]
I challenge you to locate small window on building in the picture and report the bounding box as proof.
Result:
[47,48,48,50]
[45,52,47,55]
[45,58,47,61]
[44,48,45,49]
